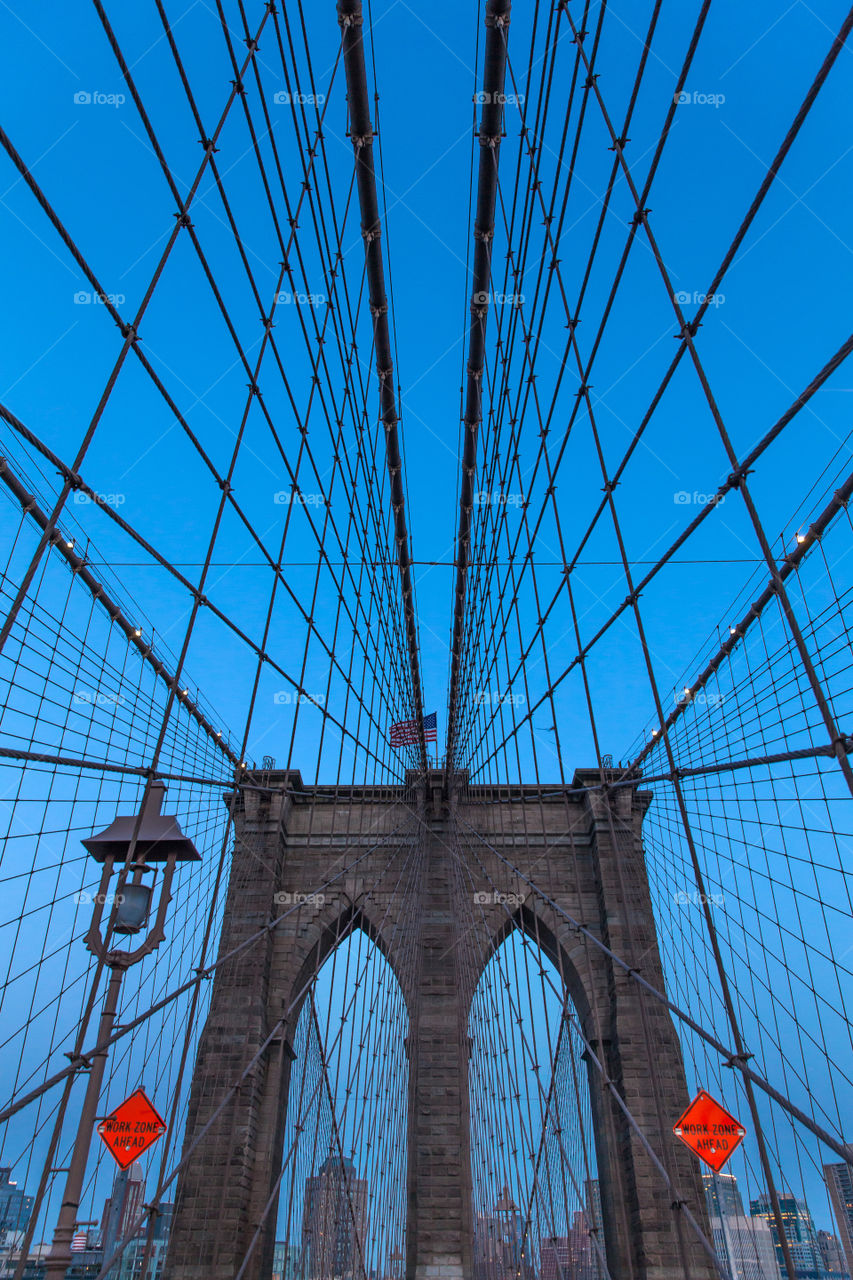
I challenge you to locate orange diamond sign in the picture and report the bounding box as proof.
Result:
[673,1090,745,1171]
[97,1089,167,1169]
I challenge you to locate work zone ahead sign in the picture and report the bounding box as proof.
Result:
[673,1090,746,1171]
[97,1089,167,1169]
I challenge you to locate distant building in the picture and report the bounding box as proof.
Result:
[472,1186,534,1280]
[818,1230,849,1277]
[272,1240,300,1280]
[0,1170,33,1234]
[584,1181,606,1279]
[302,1155,368,1279]
[0,1238,47,1280]
[114,1205,173,1280]
[539,1211,601,1280]
[706,1172,746,1219]
[750,1193,828,1280]
[102,1161,146,1277]
[704,1174,780,1280]
[825,1164,853,1274]
[65,1227,105,1280]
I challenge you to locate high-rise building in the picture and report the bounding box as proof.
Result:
[115,1204,174,1280]
[0,1171,33,1234]
[102,1161,146,1273]
[703,1174,780,1280]
[473,1187,532,1280]
[584,1181,606,1279]
[825,1164,853,1274]
[272,1241,300,1280]
[706,1172,746,1220]
[302,1155,368,1280]
[539,1214,602,1280]
[750,1193,828,1280]
[817,1230,850,1277]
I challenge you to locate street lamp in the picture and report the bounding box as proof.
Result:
[41,782,200,1280]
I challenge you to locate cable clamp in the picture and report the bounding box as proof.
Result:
[675,319,701,339]
[199,137,219,155]
[726,465,751,491]
[362,224,381,242]
[473,226,494,243]
[723,1051,754,1069]
[174,212,192,228]
[608,135,630,152]
[583,73,599,89]
[370,302,388,318]
[352,131,374,148]
[632,207,651,226]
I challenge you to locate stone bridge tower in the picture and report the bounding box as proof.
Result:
[164,768,715,1280]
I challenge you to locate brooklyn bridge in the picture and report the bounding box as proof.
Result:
[0,1,851,1279]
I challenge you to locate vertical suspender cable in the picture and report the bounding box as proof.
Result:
[338,0,428,771]
[446,0,512,767]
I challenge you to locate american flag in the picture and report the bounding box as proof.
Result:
[390,711,437,747]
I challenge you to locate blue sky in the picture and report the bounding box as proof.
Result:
[1,0,852,779]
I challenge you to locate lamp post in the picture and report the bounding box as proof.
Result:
[42,782,199,1280]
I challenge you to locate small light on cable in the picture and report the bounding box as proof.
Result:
[796,532,807,544]
[729,626,737,635]
[65,538,74,549]
[133,628,142,637]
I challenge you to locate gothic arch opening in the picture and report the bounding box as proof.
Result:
[276,925,409,1280]
[468,925,608,1280]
